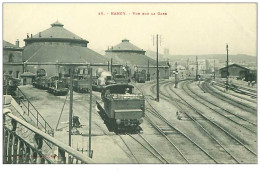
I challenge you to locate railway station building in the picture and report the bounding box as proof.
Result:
[105,39,170,80]
[219,63,250,79]
[21,21,114,77]
[3,40,24,78]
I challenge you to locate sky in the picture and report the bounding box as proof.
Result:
[3,3,257,56]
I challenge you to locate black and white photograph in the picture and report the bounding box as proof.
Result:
[2,2,258,167]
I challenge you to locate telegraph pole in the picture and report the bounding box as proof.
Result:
[69,68,74,148]
[175,62,178,88]
[196,56,198,81]
[110,58,113,74]
[88,67,92,158]
[214,59,216,80]
[107,61,110,71]
[156,34,159,102]
[226,44,229,90]
[147,59,150,81]
[148,59,150,74]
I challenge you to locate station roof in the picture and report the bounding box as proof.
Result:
[24,21,88,46]
[3,40,16,47]
[3,40,23,50]
[106,39,145,54]
[107,52,169,67]
[23,44,109,64]
[219,63,250,71]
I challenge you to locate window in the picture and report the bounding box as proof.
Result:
[9,53,14,62]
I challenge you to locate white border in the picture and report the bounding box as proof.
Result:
[1,1,259,182]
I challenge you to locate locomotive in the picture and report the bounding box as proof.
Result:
[73,75,91,93]
[33,76,68,96]
[33,76,49,89]
[114,74,130,84]
[48,77,69,96]
[92,75,116,92]
[96,84,145,133]
[135,70,146,83]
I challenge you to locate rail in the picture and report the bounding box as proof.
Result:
[16,87,54,136]
[3,109,95,164]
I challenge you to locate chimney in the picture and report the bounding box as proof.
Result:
[39,32,41,37]
[16,39,19,47]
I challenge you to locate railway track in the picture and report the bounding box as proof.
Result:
[145,107,218,163]
[182,81,257,133]
[138,83,227,163]
[202,81,257,115]
[211,82,257,103]
[162,81,257,162]
[147,80,257,163]
[118,134,168,164]
[216,81,257,94]
[71,93,143,163]
[134,81,221,163]
[153,82,242,163]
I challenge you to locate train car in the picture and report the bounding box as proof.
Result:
[245,72,257,83]
[33,76,49,89]
[114,74,129,84]
[61,77,70,88]
[92,75,116,92]
[135,70,146,83]
[48,79,69,96]
[96,84,145,133]
[73,75,91,93]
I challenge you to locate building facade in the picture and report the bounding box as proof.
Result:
[105,39,170,80]
[3,40,24,78]
[22,21,110,77]
[219,64,250,78]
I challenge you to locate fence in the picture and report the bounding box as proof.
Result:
[16,87,53,136]
[3,108,95,164]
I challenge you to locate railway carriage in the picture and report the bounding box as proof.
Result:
[96,84,145,133]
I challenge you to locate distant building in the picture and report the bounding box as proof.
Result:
[105,39,170,79]
[3,40,24,78]
[219,64,249,78]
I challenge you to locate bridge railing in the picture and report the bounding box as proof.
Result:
[3,108,95,164]
[16,87,54,136]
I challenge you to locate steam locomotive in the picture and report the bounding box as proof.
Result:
[33,76,69,96]
[134,70,146,83]
[96,84,145,133]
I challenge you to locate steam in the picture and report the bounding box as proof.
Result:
[96,68,111,85]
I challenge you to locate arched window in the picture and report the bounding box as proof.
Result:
[9,53,14,62]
